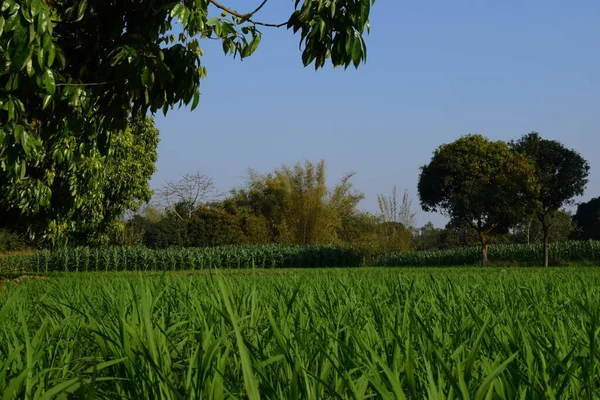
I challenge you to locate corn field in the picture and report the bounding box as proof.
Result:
[372,241,600,267]
[2,241,600,276]
[0,245,362,274]
[1,268,600,398]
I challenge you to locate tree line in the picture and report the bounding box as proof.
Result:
[1,116,598,267]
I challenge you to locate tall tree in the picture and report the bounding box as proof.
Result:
[510,132,589,266]
[0,0,374,232]
[418,134,539,265]
[572,197,600,240]
[0,114,159,245]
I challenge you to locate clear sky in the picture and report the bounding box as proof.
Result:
[151,0,600,227]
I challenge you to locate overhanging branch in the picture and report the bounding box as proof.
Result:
[208,0,287,27]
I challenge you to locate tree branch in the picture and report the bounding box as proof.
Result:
[208,0,287,27]
[55,79,124,87]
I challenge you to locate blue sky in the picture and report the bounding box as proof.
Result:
[151,0,600,227]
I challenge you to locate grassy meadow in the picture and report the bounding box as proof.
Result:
[1,267,600,399]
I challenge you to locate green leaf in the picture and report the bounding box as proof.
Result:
[30,0,42,17]
[20,158,26,179]
[42,94,52,109]
[141,66,151,87]
[37,46,45,69]
[0,16,5,36]
[352,32,362,67]
[7,100,15,121]
[190,90,200,111]
[37,9,48,35]
[170,3,184,19]
[47,43,56,67]
[14,124,24,143]
[13,44,35,70]
[248,34,261,56]
[44,69,56,95]
[474,352,519,400]
[75,0,87,22]
[26,58,34,77]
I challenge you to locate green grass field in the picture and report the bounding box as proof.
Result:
[1,268,599,398]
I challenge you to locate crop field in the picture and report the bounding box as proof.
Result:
[1,268,600,399]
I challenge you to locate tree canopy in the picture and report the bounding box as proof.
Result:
[0,0,374,239]
[0,115,159,245]
[510,132,589,265]
[572,197,600,241]
[418,134,539,265]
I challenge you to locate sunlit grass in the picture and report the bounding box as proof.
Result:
[1,268,599,398]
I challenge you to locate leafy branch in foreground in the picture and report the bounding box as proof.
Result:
[0,0,374,242]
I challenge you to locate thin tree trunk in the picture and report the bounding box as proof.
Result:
[526,219,532,245]
[479,235,488,266]
[543,227,549,267]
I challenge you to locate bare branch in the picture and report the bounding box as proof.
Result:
[157,171,221,220]
[208,0,288,28]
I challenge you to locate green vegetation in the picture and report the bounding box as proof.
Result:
[3,241,600,276]
[418,134,539,266]
[0,245,363,274]
[373,241,600,267]
[510,132,590,266]
[0,0,374,244]
[2,268,600,398]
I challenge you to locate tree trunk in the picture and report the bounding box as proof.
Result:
[526,219,532,245]
[479,236,488,266]
[543,227,549,267]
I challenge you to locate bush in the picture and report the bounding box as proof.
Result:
[0,229,28,253]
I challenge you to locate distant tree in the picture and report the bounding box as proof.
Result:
[157,172,220,220]
[418,134,539,265]
[511,209,575,245]
[510,132,589,266]
[376,186,416,252]
[229,160,364,245]
[414,222,444,251]
[572,197,600,240]
[186,207,246,247]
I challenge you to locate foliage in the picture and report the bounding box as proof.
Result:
[511,209,575,244]
[229,160,364,245]
[376,186,416,252]
[0,0,374,237]
[2,269,600,397]
[185,206,247,247]
[0,228,28,253]
[510,132,590,265]
[0,245,363,273]
[572,197,600,240]
[413,222,444,251]
[372,240,600,267]
[418,134,539,265]
[0,115,159,245]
